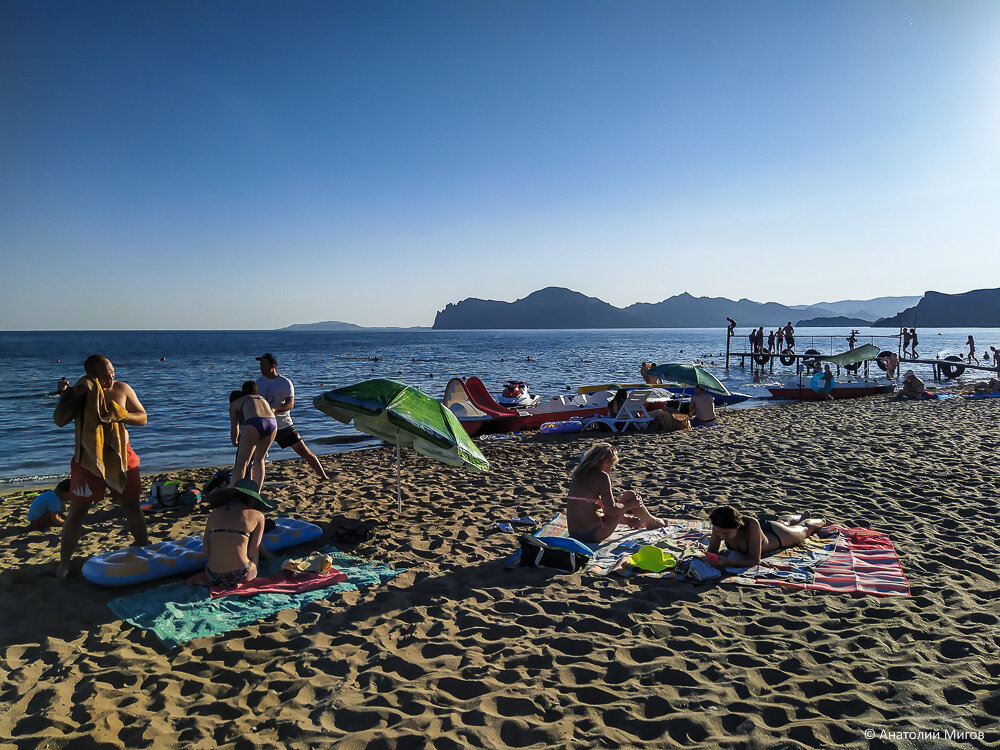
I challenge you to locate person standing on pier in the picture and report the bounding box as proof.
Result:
[910,329,919,358]
[767,330,775,353]
[901,328,912,358]
[776,325,785,353]
[967,335,976,363]
[784,322,795,352]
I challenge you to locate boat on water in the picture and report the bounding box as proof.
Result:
[443,377,675,436]
[496,381,541,408]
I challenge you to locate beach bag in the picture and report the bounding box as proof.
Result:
[658,411,690,432]
[678,558,722,583]
[179,487,202,505]
[518,534,592,573]
[149,481,180,507]
[202,469,232,497]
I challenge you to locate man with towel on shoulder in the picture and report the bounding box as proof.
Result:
[53,354,149,579]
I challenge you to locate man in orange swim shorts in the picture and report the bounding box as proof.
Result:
[53,354,150,578]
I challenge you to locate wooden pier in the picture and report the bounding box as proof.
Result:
[724,329,1000,382]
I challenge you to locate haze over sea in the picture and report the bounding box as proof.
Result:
[3,327,996,489]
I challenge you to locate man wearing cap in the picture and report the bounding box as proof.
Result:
[255,353,331,481]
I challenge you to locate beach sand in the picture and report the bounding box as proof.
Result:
[1,394,998,748]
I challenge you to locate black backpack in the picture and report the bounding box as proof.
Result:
[202,469,232,497]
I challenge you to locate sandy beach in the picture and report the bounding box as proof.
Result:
[1,393,998,749]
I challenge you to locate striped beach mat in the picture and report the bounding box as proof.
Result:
[506,515,910,596]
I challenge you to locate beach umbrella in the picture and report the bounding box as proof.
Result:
[645,363,730,394]
[313,379,489,513]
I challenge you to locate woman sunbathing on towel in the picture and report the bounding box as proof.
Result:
[203,479,275,587]
[705,505,826,568]
[566,443,666,543]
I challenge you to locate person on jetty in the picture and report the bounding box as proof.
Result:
[910,328,919,358]
[784,322,795,352]
[967,335,976,363]
[255,353,331,481]
[52,354,149,579]
[565,443,666,543]
[27,479,71,529]
[899,370,926,399]
[689,384,717,426]
[705,505,826,569]
[203,479,275,587]
[229,381,278,489]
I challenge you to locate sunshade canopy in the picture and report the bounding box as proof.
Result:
[645,363,730,394]
[313,379,489,472]
[822,343,881,367]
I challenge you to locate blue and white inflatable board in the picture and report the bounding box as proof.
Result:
[82,517,323,586]
[539,421,584,434]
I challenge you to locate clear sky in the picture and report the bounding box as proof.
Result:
[2,1,998,329]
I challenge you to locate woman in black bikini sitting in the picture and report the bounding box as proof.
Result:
[565,443,666,543]
[202,479,275,587]
[705,505,826,568]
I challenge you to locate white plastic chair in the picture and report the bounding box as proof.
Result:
[582,389,653,433]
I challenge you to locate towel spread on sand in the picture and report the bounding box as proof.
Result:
[509,513,910,596]
[74,376,130,493]
[186,566,348,599]
[108,548,403,647]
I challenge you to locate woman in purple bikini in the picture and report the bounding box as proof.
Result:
[565,443,665,543]
[229,381,277,488]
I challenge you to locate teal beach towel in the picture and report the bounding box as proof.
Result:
[108,547,402,648]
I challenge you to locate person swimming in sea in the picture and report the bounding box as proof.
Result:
[705,505,826,569]
[565,443,665,543]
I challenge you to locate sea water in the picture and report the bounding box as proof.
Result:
[1,327,996,489]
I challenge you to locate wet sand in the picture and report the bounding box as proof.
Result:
[1,393,998,748]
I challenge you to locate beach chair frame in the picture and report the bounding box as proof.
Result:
[581,389,653,433]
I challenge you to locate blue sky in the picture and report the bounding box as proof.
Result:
[2,1,998,329]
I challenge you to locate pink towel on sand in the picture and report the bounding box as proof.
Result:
[187,569,347,599]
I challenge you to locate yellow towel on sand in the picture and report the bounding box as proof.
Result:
[73,376,129,493]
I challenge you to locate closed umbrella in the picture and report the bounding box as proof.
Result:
[645,363,730,394]
[313,379,489,512]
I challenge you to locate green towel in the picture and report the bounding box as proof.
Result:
[108,547,402,648]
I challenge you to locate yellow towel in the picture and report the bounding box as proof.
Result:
[73,376,129,493]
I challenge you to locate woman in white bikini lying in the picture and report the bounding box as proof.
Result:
[705,505,826,568]
[565,443,666,543]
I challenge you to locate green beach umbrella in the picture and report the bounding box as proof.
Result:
[313,379,489,512]
[645,363,730,394]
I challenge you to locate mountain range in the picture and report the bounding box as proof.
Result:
[431,288,922,329]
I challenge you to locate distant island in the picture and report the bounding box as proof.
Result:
[279,320,430,332]
[432,287,920,330]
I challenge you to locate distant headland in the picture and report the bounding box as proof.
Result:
[431,287,927,329]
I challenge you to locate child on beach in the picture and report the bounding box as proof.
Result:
[565,443,665,543]
[27,480,71,529]
[202,479,275,587]
[705,505,826,569]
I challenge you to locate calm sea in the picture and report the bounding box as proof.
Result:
[2,327,996,489]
